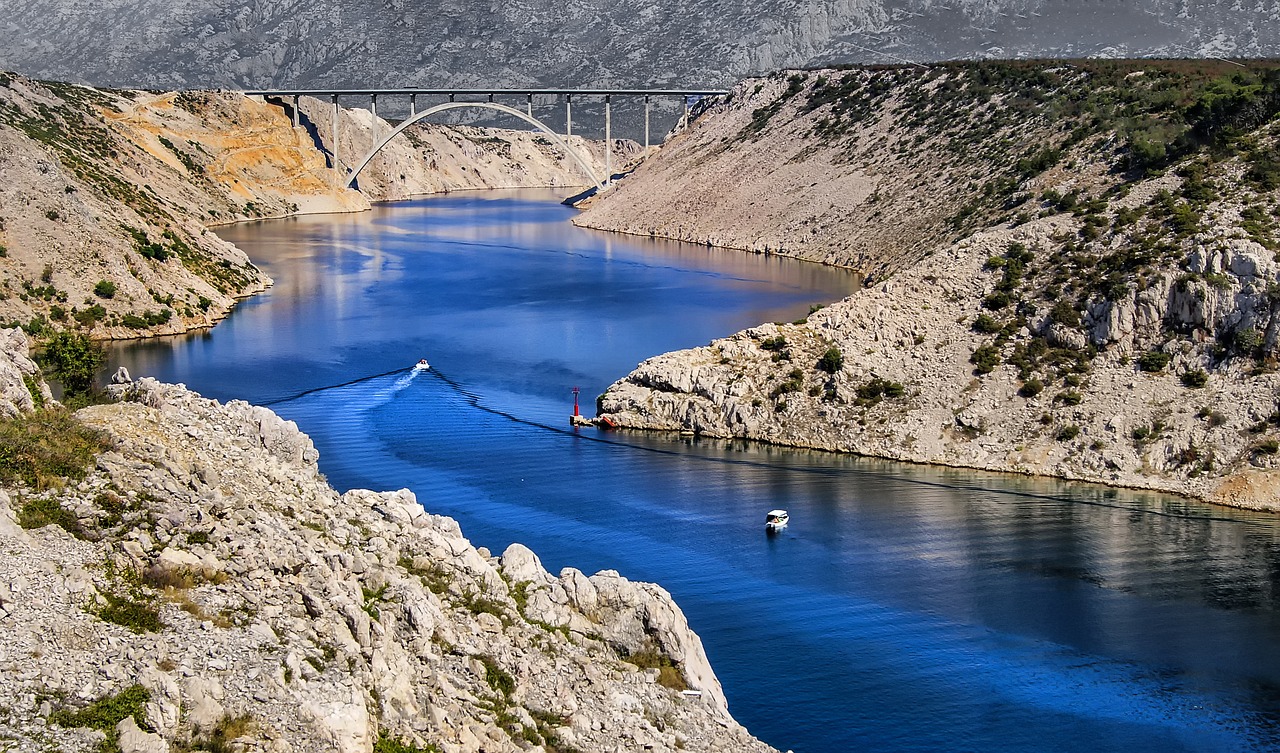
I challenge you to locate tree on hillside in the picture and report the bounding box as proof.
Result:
[41,330,104,397]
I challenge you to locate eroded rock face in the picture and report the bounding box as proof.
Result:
[0,331,773,753]
[0,328,51,417]
[598,215,1280,512]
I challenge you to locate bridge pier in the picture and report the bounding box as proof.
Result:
[604,95,611,186]
[291,95,300,127]
[527,93,533,118]
[410,93,416,116]
[644,95,650,152]
[331,94,341,190]
[565,95,572,137]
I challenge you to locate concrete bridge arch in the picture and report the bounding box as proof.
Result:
[345,101,606,192]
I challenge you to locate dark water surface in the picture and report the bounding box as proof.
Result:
[112,192,1280,753]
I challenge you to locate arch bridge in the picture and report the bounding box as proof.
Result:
[244,87,728,193]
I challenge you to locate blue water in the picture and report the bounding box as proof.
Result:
[112,191,1280,752]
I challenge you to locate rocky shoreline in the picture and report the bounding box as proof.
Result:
[0,330,777,753]
[596,213,1280,512]
[589,64,1280,512]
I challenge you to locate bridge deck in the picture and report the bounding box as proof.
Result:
[244,88,729,98]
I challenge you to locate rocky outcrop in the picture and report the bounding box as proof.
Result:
[0,327,51,416]
[599,210,1280,511]
[0,332,773,753]
[585,62,1280,511]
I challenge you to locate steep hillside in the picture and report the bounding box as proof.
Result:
[0,0,1274,92]
[591,61,1280,510]
[0,76,282,340]
[577,61,1280,279]
[0,73,626,342]
[0,330,775,753]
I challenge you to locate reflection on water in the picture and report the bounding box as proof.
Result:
[112,192,1280,753]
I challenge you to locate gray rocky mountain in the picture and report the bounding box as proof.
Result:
[0,0,1275,94]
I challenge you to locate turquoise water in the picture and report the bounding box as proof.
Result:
[113,192,1280,752]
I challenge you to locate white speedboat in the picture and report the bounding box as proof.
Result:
[765,509,789,530]
[414,359,430,370]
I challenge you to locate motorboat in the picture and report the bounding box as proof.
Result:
[414,359,430,370]
[765,509,789,530]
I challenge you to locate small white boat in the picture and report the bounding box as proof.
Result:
[765,509,789,530]
[414,359,430,370]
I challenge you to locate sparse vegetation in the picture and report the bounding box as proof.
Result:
[49,684,151,752]
[816,346,844,373]
[372,734,442,753]
[0,408,109,489]
[620,648,689,692]
[17,496,84,537]
[1180,369,1209,388]
[183,713,254,753]
[1137,351,1171,373]
[94,590,164,633]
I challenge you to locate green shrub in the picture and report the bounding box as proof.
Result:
[1180,369,1209,388]
[1233,327,1264,354]
[760,336,787,352]
[94,591,163,633]
[1056,425,1081,441]
[972,314,1002,333]
[1017,379,1044,398]
[1056,391,1083,406]
[769,368,805,399]
[971,344,1000,375]
[1137,351,1171,372]
[17,497,84,537]
[1049,300,1081,328]
[93,280,116,299]
[1256,439,1280,455]
[0,409,109,489]
[479,655,515,698]
[982,291,1011,310]
[816,346,844,374]
[49,684,151,742]
[854,377,906,406]
[373,734,442,753]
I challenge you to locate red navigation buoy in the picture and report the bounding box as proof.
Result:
[572,386,581,417]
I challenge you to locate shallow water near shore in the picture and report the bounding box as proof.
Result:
[112,191,1280,753]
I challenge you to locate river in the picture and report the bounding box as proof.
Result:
[111,191,1280,753]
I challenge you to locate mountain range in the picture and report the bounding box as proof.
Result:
[1,0,1276,91]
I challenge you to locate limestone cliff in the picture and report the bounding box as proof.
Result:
[591,61,1280,510]
[0,331,775,753]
